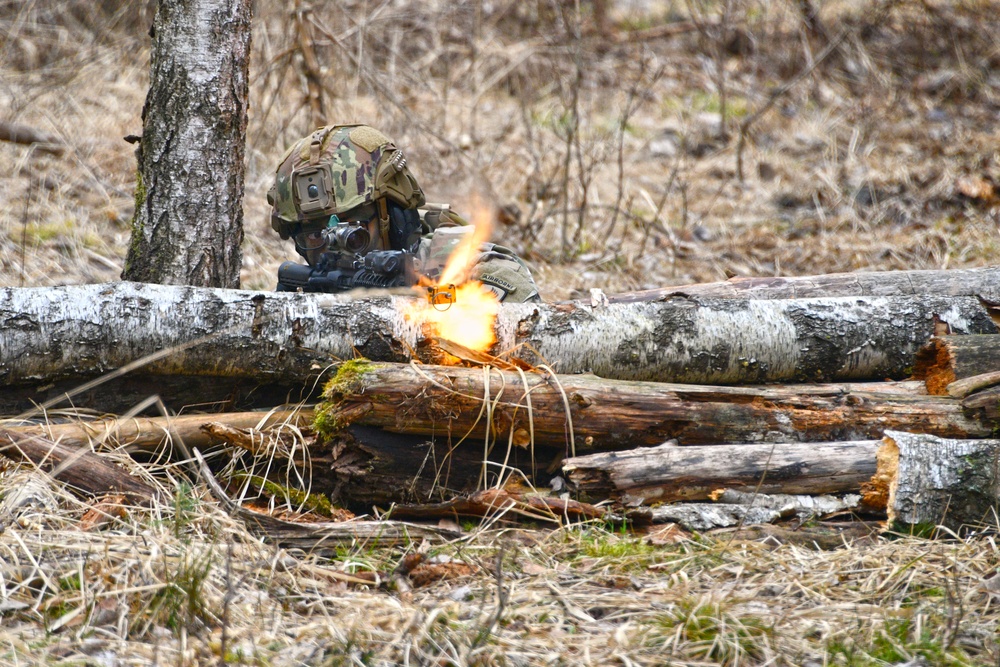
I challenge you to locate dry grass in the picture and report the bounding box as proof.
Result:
[3,0,1000,663]
[2,459,999,666]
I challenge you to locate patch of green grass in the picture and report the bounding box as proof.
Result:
[171,482,200,538]
[568,527,659,572]
[646,597,773,666]
[140,545,217,636]
[22,220,75,245]
[825,617,975,666]
[690,90,749,120]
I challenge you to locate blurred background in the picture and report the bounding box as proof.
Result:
[0,0,997,300]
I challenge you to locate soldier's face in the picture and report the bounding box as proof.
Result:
[294,228,329,267]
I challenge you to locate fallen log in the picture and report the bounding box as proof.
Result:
[871,430,1000,535]
[710,489,863,518]
[644,503,789,531]
[192,448,463,549]
[1,282,996,405]
[280,425,558,509]
[387,488,607,524]
[608,265,1000,303]
[0,428,162,504]
[631,494,863,533]
[319,362,989,450]
[562,440,880,504]
[5,409,559,509]
[914,335,1000,396]
[11,409,313,456]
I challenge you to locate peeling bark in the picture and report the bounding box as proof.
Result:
[914,335,1000,395]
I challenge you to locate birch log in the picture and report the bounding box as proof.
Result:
[320,362,989,449]
[561,440,880,504]
[609,266,1000,303]
[874,430,1000,534]
[1,281,996,399]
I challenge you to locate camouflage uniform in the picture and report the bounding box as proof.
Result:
[267,124,539,303]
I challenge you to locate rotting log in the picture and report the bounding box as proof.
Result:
[870,430,1000,534]
[914,335,1000,396]
[0,428,161,504]
[5,410,561,509]
[300,425,562,509]
[607,266,1000,303]
[642,503,787,531]
[320,362,990,450]
[710,489,862,518]
[192,448,463,549]
[1,282,997,407]
[561,440,880,504]
[387,489,607,524]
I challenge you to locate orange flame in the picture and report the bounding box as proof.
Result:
[405,202,500,354]
[437,206,493,286]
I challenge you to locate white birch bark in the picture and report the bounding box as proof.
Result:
[880,430,1000,534]
[0,282,995,388]
[611,266,1000,303]
[122,0,253,287]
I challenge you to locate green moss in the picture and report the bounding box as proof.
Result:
[313,359,376,439]
[123,169,146,275]
[231,473,334,518]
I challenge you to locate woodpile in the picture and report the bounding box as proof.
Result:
[3,268,1000,539]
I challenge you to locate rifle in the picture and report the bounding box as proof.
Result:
[276,249,415,293]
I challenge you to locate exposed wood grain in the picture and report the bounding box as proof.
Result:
[321,362,987,450]
[562,440,879,504]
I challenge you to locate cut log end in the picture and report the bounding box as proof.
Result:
[912,338,956,396]
[861,435,899,515]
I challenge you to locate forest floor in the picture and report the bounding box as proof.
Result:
[1,1,999,665]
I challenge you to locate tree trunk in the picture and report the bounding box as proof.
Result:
[562,440,879,504]
[914,335,1000,395]
[2,282,995,399]
[608,266,1000,303]
[874,430,1000,534]
[319,363,989,450]
[122,0,252,288]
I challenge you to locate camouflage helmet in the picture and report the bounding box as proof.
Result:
[267,124,426,239]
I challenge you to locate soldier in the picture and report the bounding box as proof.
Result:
[267,124,540,303]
